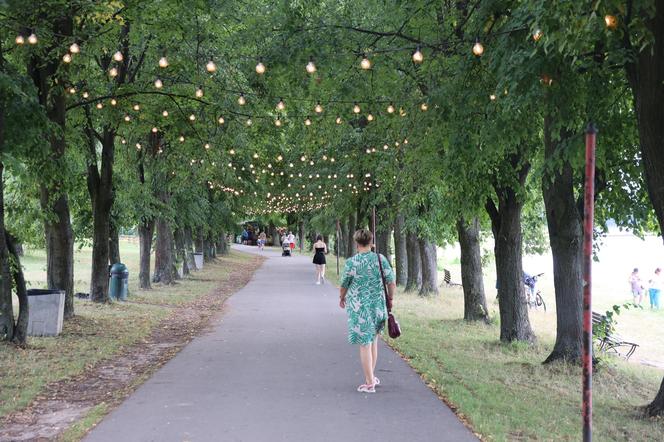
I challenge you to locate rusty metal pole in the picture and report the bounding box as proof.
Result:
[582,123,596,442]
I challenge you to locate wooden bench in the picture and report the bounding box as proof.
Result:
[592,312,639,361]
[442,269,462,287]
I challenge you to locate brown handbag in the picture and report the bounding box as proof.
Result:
[376,252,401,339]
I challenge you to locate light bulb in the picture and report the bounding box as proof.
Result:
[62,53,72,63]
[27,33,38,45]
[189,114,196,121]
[15,35,24,45]
[68,87,76,94]
[69,42,80,54]
[412,46,423,63]
[229,149,235,155]
[420,103,428,111]
[275,118,282,127]
[532,29,543,41]
[353,103,361,114]
[109,67,118,77]
[179,135,185,142]
[96,102,103,109]
[151,127,158,133]
[133,104,140,111]
[253,153,259,159]
[255,59,266,74]
[205,143,211,150]
[113,51,123,62]
[314,102,323,114]
[195,86,203,98]
[360,55,372,70]
[306,56,316,74]
[82,91,89,98]
[110,98,117,105]
[218,116,225,125]
[246,118,252,126]
[162,110,169,117]
[472,39,484,56]
[238,94,246,105]
[124,115,131,122]
[121,138,126,144]
[489,94,496,101]
[158,56,168,68]
[277,155,283,161]
[387,103,395,113]
[136,143,141,150]
[206,58,216,72]
[367,113,374,121]
[154,78,163,88]
[304,117,312,126]
[276,98,285,110]
[604,14,618,30]
[336,116,342,124]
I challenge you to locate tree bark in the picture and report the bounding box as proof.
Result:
[298,220,305,253]
[0,106,14,341]
[87,129,115,303]
[109,218,121,264]
[486,186,536,343]
[542,117,583,363]
[138,220,154,289]
[347,212,357,257]
[174,228,189,276]
[6,233,28,346]
[405,232,422,292]
[153,211,175,285]
[457,217,489,321]
[418,238,439,296]
[393,214,408,286]
[624,4,664,416]
[184,228,196,269]
[376,228,392,263]
[217,229,229,255]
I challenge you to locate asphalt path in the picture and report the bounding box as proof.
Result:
[85,245,477,442]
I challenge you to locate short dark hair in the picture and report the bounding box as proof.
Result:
[316,235,323,241]
[633,268,639,273]
[353,229,373,247]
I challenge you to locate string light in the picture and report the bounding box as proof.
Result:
[604,14,618,30]
[353,103,361,114]
[96,102,103,109]
[162,110,169,117]
[189,114,196,121]
[133,104,140,111]
[276,98,285,110]
[110,99,117,105]
[412,45,423,63]
[206,58,217,73]
[304,117,312,126]
[218,116,225,125]
[124,115,131,122]
[27,33,38,45]
[366,113,374,121]
[314,102,323,114]
[179,135,185,142]
[238,93,246,105]
[136,143,142,150]
[15,35,24,45]
[109,67,118,77]
[151,127,158,133]
[68,87,76,94]
[277,155,283,161]
[306,56,317,74]
[255,58,266,74]
[360,54,372,70]
[62,53,72,63]
[154,78,163,88]
[246,118,253,126]
[82,91,89,98]
[205,143,211,150]
[158,56,169,68]
[195,85,204,98]
[336,116,343,124]
[275,117,282,127]
[489,94,496,101]
[533,29,543,41]
[420,102,428,111]
[113,51,123,62]
[472,38,484,56]
[229,149,235,155]
[69,42,80,54]
[387,103,395,114]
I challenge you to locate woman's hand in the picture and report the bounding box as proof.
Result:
[339,297,346,309]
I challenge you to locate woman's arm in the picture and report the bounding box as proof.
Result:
[339,287,348,308]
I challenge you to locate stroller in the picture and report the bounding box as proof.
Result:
[282,241,292,257]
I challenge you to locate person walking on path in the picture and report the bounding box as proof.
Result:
[629,268,644,305]
[257,231,267,251]
[287,231,296,252]
[312,235,328,284]
[648,268,662,309]
[339,229,396,393]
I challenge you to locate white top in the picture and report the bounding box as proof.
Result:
[649,273,662,290]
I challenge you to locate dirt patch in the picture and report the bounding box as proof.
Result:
[0,254,263,442]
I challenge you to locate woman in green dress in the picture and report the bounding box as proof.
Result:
[339,229,396,393]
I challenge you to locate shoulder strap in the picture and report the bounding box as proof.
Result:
[376,252,391,312]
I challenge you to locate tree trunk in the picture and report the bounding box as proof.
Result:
[624,5,664,415]
[87,130,115,303]
[0,111,14,341]
[376,229,392,263]
[542,117,583,364]
[419,238,439,296]
[486,189,536,343]
[184,228,196,269]
[347,212,357,257]
[405,232,422,292]
[174,228,189,276]
[298,220,305,253]
[457,217,489,322]
[6,233,28,346]
[138,220,154,289]
[153,212,175,285]
[109,219,120,264]
[393,214,408,287]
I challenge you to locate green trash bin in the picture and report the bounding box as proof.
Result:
[109,263,129,301]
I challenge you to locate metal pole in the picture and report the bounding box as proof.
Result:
[336,219,341,276]
[582,123,596,442]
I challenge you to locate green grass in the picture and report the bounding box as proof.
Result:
[0,242,255,423]
[387,288,664,441]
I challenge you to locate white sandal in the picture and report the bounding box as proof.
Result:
[374,377,380,387]
[357,383,375,393]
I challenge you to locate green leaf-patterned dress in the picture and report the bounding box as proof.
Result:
[340,252,395,345]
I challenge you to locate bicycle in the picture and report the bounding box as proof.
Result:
[524,272,546,312]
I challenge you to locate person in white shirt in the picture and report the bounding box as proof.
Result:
[648,268,662,309]
[287,231,295,252]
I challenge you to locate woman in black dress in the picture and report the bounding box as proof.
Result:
[313,235,327,285]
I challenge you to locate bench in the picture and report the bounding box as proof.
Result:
[442,269,462,287]
[592,312,639,361]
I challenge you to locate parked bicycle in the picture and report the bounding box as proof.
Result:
[524,272,546,312]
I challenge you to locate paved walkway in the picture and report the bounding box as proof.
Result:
[86,245,477,442]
